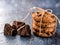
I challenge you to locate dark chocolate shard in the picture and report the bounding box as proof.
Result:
[17,25,31,37]
[12,21,25,29]
[4,23,17,36]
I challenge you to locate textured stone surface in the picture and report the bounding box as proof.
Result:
[0,0,60,45]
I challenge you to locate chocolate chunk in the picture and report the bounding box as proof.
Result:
[12,21,25,29]
[4,23,17,36]
[17,25,31,37]
[51,15,55,18]
[38,14,42,17]
[37,12,40,14]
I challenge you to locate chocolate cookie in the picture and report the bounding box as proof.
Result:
[4,23,17,36]
[17,25,31,37]
[12,21,25,29]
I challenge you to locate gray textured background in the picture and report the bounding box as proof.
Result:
[0,0,60,45]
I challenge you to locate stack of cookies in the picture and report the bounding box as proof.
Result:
[32,11,57,37]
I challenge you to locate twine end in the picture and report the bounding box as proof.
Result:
[30,7,36,10]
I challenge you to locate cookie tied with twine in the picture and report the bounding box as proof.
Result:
[32,7,60,37]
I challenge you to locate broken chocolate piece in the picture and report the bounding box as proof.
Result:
[12,21,25,29]
[17,25,31,37]
[4,23,17,36]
